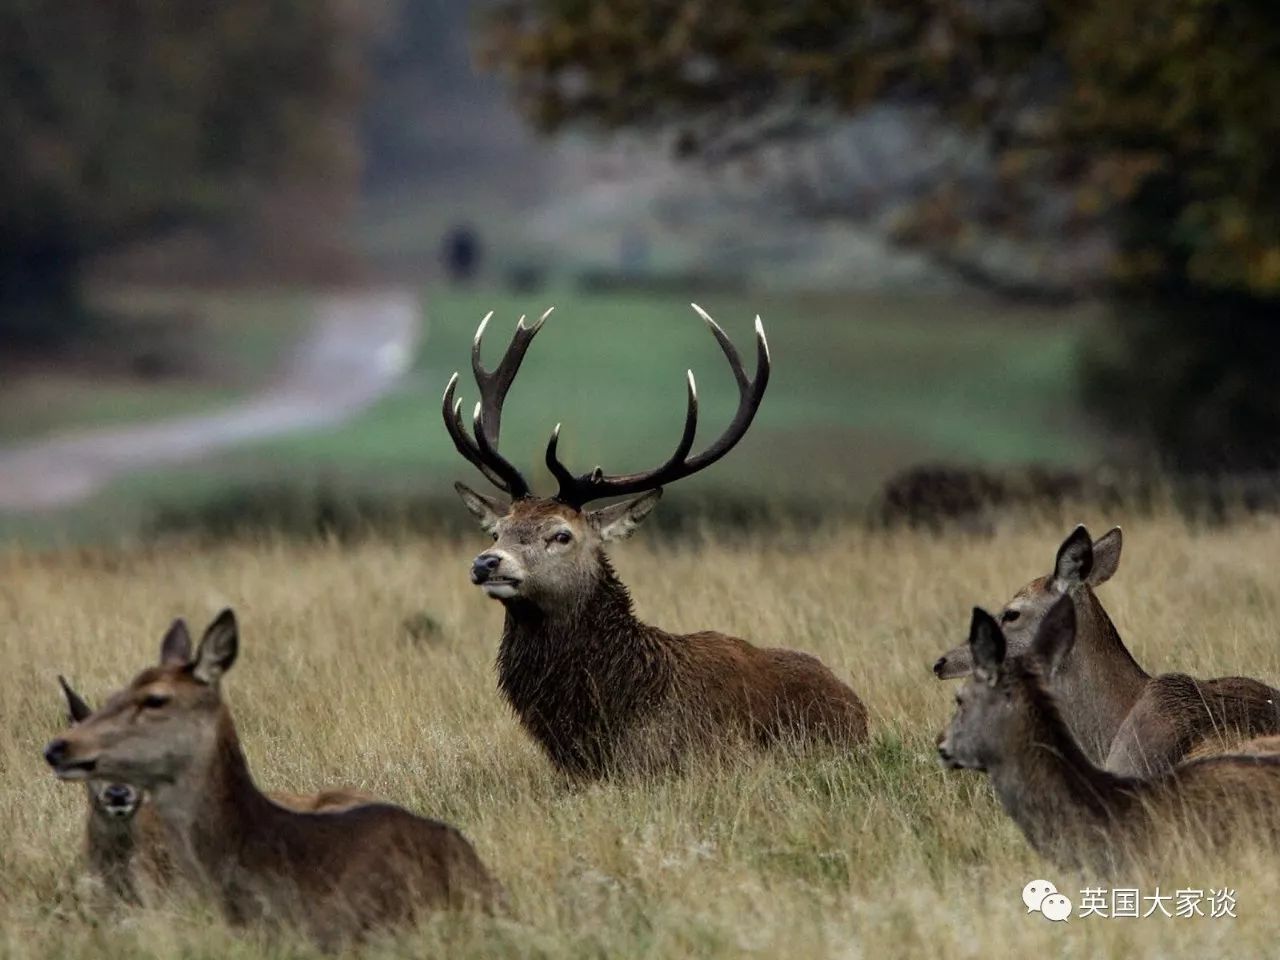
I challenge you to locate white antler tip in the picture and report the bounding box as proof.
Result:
[686,369,697,398]
[529,305,554,331]
[443,371,459,398]
[552,422,562,439]
[754,315,771,361]
[474,311,494,346]
[472,401,482,422]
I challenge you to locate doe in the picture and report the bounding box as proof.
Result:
[45,611,497,944]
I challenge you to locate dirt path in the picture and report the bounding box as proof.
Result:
[0,288,421,511]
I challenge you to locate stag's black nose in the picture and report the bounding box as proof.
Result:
[103,784,133,805]
[44,739,70,768]
[932,656,947,677]
[471,553,502,584]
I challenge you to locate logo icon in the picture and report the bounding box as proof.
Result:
[1023,879,1073,921]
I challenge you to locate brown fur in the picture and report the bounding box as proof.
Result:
[61,676,374,905]
[464,495,868,778]
[933,526,1280,776]
[46,614,497,945]
[939,603,1280,873]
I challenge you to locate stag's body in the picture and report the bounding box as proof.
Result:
[445,306,867,777]
[939,601,1280,873]
[933,526,1280,776]
[494,522,866,776]
[46,614,496,944]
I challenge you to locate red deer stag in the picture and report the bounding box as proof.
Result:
[443,306,868,778]
[44,611,497,944]
[939,598,1280,873]
[933,525,1280,776]
[58,624,372,905]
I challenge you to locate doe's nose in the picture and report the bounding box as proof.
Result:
[471,553,502,583]
[44,739,69,768]
[103,784,132,805]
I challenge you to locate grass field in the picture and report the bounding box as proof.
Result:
[3,508,1278,958]
[0,285,1104,546]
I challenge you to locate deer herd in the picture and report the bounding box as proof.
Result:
[38,306,1280,944]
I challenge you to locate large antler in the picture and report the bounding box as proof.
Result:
[442,308,553,498]
[546,304,770,509]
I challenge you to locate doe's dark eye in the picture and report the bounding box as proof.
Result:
[552,531,572,545]
[1000,609,1021,624]
[141,694,170,709]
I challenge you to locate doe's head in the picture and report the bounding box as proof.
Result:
[932,524,1121,680]
[58,676,142,821]
[937,594,1076,771]
[44,612,239,791]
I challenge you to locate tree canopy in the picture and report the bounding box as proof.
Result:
[482,0,1280,467]
[0,0,364,341]
[481,0,1280,300]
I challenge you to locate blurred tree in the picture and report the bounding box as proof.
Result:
[480,0,1280,467]
[0,0,365,345]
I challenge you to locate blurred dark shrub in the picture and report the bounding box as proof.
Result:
[0,1,366,345]
[147,481,843,544]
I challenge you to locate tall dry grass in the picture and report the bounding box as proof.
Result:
[1,509,1278,958]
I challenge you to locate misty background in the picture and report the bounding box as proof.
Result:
[1,0,1276,542]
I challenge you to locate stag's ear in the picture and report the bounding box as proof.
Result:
[1030,594,1077,675]
[192,609,238,686]
[591,489,662,542]
[1053,525,1094,588]
[1088,527,1122,586]
[160,619,193,666]
[968,608,1006,684]
[454,482,507,533]
[58,675,93,724]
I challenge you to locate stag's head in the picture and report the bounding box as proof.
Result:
[444,305,770,608]
[932,524,1121,680]
[937,594,1077,771]
[45,613,239,791]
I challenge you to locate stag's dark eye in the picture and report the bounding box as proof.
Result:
[490,532,499,542]
[1000,609,1021,624]
[551,530,572,545]
[141,694,170,709]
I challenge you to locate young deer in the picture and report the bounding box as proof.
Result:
[59,630,372,905]
[938,598,1280,873]
[443,306,868,778]
[45,611,497,944]
[932,525,1280,776]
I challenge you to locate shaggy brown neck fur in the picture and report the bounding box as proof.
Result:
[1056,587,1150,761]
[497,555,675,777]
[988,663,1138,868]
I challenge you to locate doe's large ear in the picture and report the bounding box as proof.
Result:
[1053,525,1094,587]
[192,609,239,686]
[58,675,93,724]
[160,619,193,666]
[1029,593,1077,675]
[1088,527,1122,587]
[454,482,507,534]
[968,608,1006,683]
[590,489,662,542]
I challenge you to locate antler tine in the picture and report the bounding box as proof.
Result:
[442,308,555,498]
[551,306,770,508]
[441,374,517,493]
[471,308,551,445]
